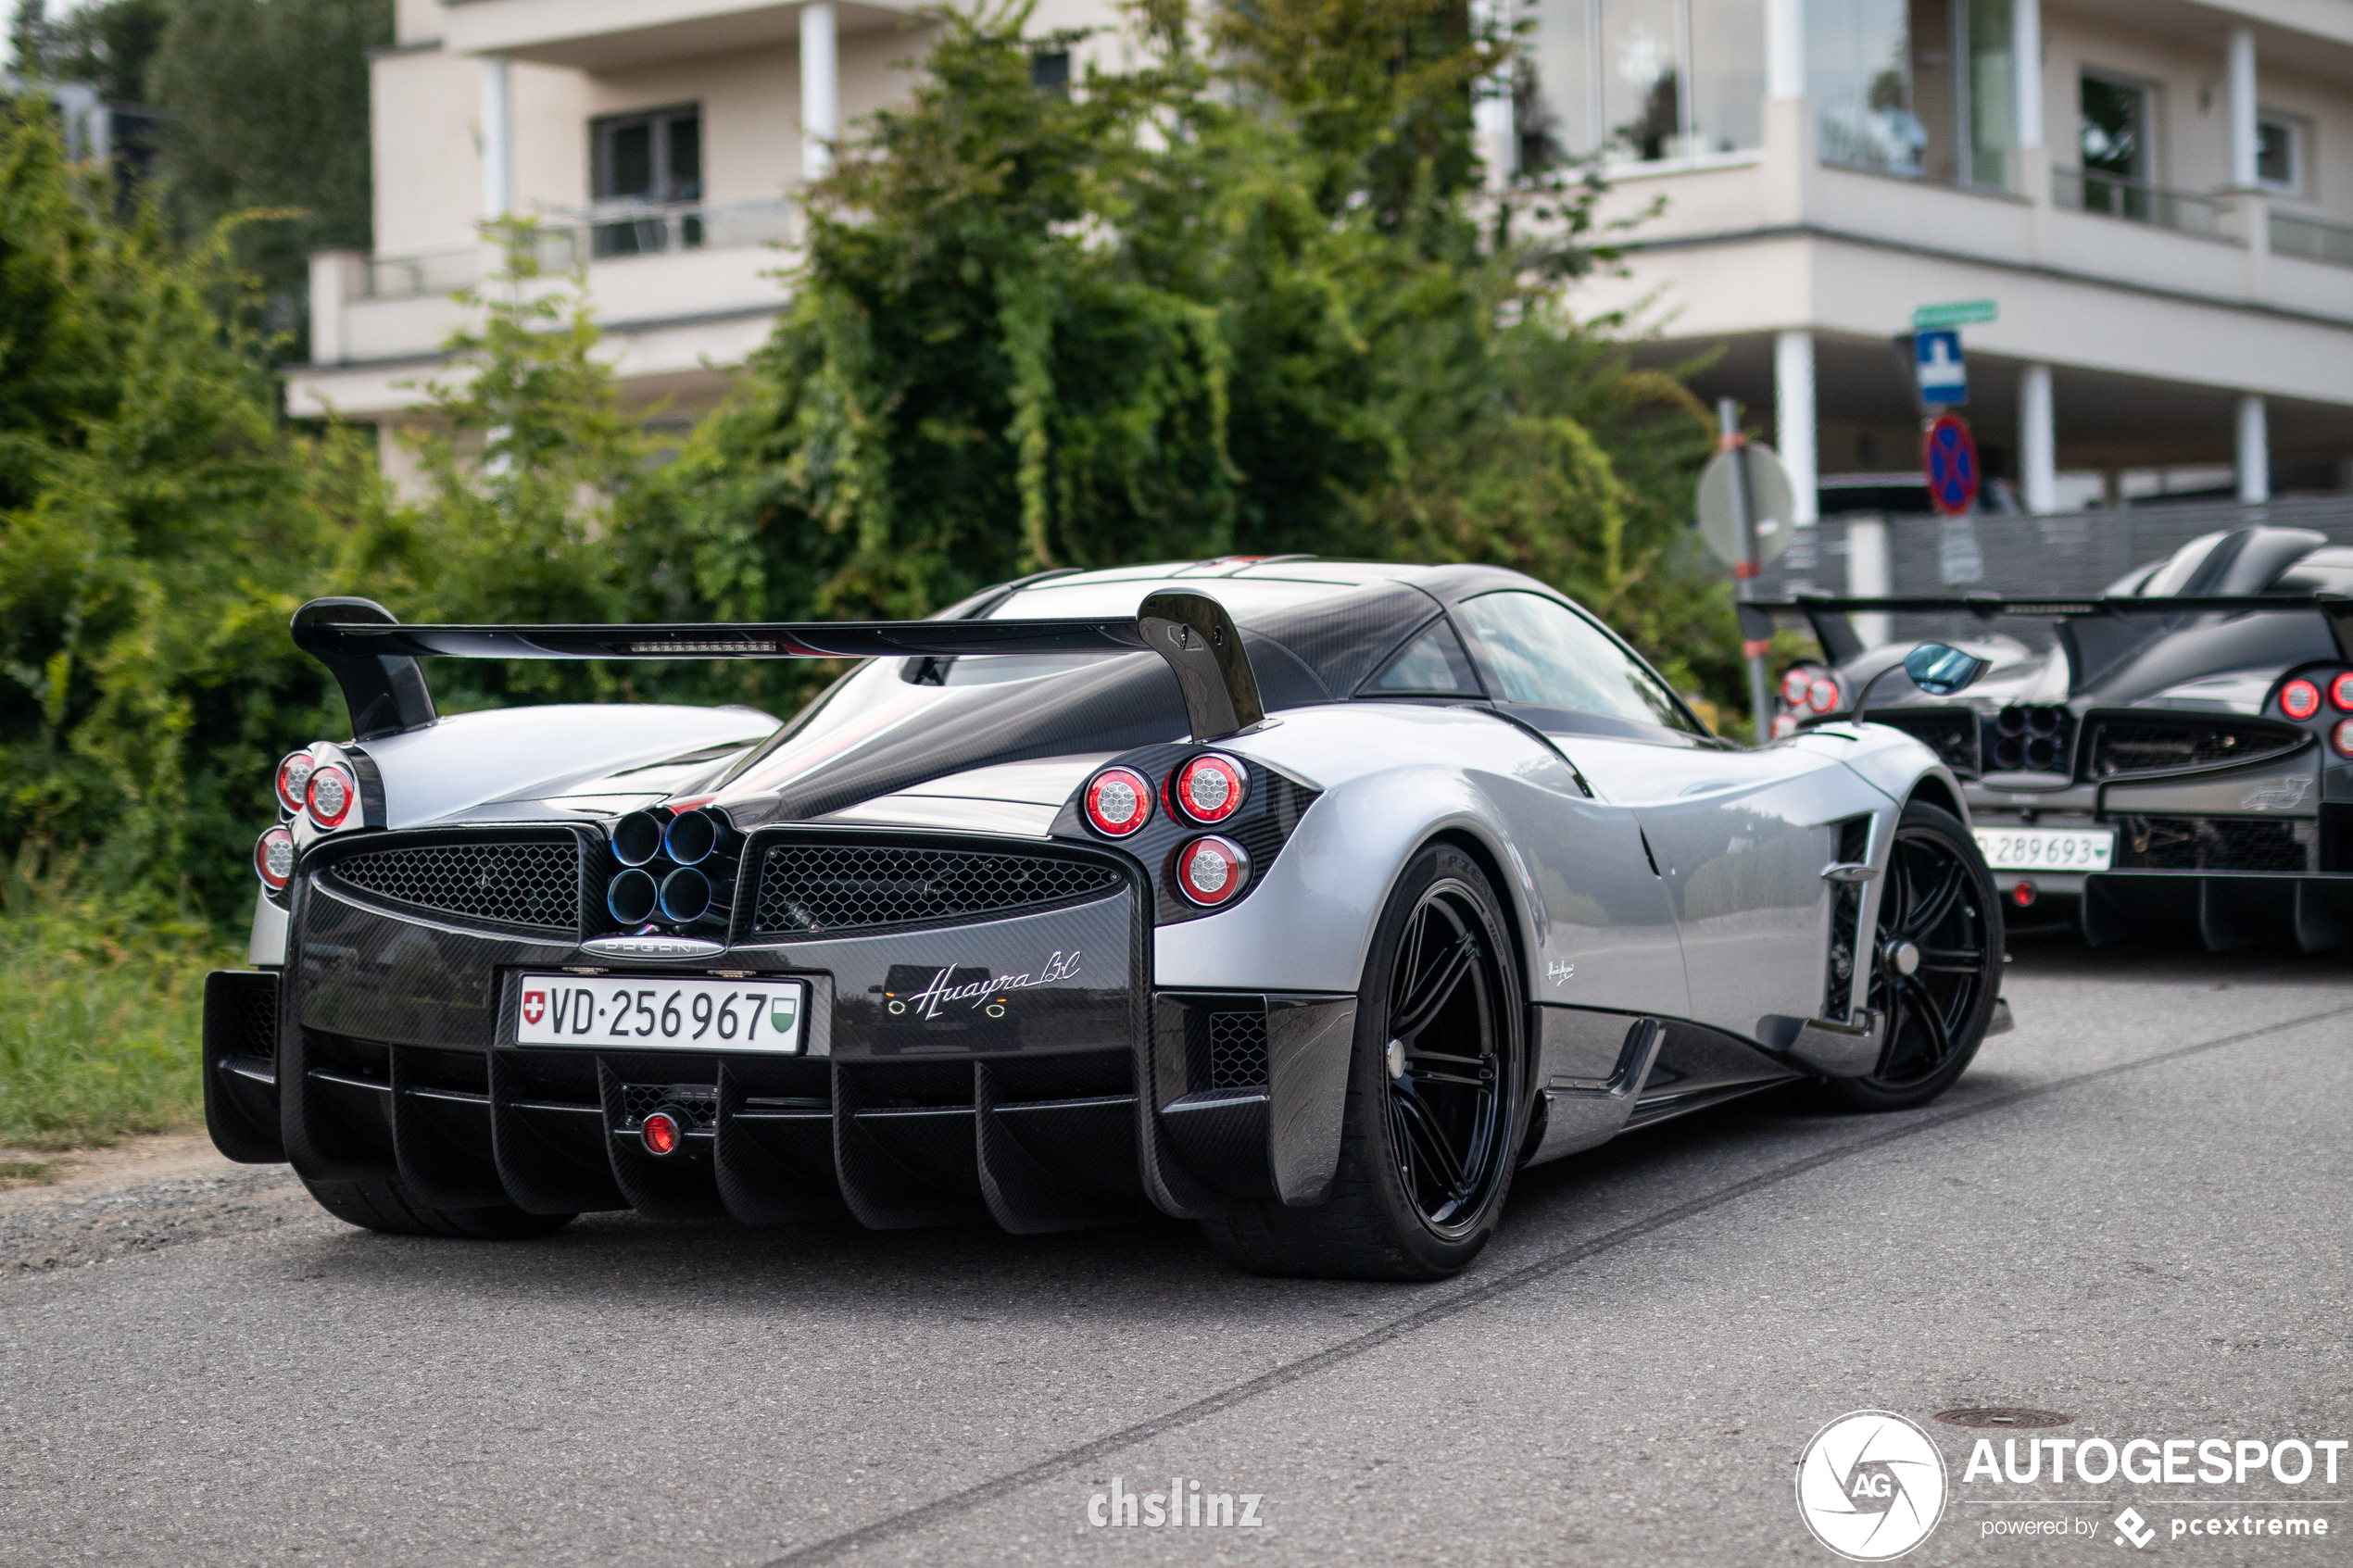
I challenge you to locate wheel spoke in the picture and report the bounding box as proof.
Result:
[1407,1067,1493,1091]
[1391,1086,1466,1195]
[1898,973,1954,1067]
[1390,933,1478,1044]
[1898,859,1967,941]
[1917,946,1983,974]
[1403,1047,1489,1071]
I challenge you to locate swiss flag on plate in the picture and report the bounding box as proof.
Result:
[522,989,547,1027]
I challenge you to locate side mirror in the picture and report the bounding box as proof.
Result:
[1903,642,1989,696]
[1850,642,1990,728]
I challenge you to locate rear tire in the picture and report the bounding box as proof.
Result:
[1201,844,1529,1280]
[1820,801,2003,1112]
[301,1177,576,1240]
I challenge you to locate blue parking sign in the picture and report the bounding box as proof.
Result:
[1915,329,1967,406]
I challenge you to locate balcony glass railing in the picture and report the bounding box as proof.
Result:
[359,198,799,300]
[2270,210,2353,270]
[2051,168,2225,238]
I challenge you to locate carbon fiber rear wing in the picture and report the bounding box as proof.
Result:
[1743,591,2353,671]
[292,592,1264,744]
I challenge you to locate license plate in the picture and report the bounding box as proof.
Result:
[1972,826,2115,872]
[514,974,806,1053]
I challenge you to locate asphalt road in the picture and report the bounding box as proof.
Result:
[5,933,2350,1567]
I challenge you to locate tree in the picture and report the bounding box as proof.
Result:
[644,0,1730,703]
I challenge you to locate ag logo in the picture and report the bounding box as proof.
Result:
[1795,1411,1947,1561]
[521,989,547,1027]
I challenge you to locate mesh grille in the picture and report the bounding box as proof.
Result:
[2112,815,2313,873]
[1871,710,1981,776]
[1207,1011,1269,1089]
[622,1083,717,1129]
[2092,721,2301,779]
[329,840,580,931]
[753,843,1121,935]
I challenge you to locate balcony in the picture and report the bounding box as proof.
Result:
[2271,211,2353,270]
[359,198,799,302]
[2050,168,2228,240]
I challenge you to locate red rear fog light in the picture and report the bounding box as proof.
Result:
[641,1110,683,1157]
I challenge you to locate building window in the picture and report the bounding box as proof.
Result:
[2075,72,2150,218]
[1523,0,1762,169]
[1030,50,1071,94]
[2255,112,2303,195]
[590,104,703,257]
[1810,0,1921,176]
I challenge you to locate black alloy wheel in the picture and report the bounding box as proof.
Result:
[1382,881,1513,1237]
[1826,801,2003,1111]
[1200,843,1527,1280]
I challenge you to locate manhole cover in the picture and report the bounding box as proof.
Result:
[1933,1407,2072,1429]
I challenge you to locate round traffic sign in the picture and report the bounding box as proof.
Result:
[1695,442,1797,569]
[1922,413,1980,516]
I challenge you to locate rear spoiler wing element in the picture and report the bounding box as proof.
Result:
[293,591,1265,745]
[1746,591,2353,684]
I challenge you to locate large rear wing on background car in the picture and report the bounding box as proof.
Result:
[291,592,1265,745]
[1743,591,2353,687]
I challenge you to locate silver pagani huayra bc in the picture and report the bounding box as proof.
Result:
[1759,524,2353,956]
[207,560,2012,1280]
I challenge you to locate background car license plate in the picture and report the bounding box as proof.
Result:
[1972,826,2115,872]
[515,975,805,1053]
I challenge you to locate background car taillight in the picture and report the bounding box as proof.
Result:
[1780,668,1812,708]
[254,825,295,890]
[2332,672,2353,712]
[1174,835,1249,906]
[1171,754,1247,824]
[2280,678,2322,720]
[2336,719,2353,759]
[1083,766,1153,836]
[1806,677,1840,714]
[273,750,315,814]
[306,763,356,828]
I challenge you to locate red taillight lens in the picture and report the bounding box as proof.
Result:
[2281,679,2322,721]
[2332,672,2353,712]
[1083,766,1153,837]
[2335,719,2353,759]
[1171,754,1247,824]
[254,825,295,890]
[274,750,316,814]
[1780,668,1812,707]
[1174,835,1250,907]
[306,763,356,828]
[1806,677,1840,714]
[2012,881,2036,908]
[641,1110,682,1157]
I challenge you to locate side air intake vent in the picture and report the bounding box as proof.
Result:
[327,839,581,932]
[751,842,1122,936]
[2090,720,2303,779]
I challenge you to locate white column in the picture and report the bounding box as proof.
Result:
[479,55,512,220]
[307,250,365,367]
[2019,362,2057,514]
[1472,0,1515,189]
[2011,0,2043,148]
[2236,394,2270,503]
[2226,27,2259,189]
[800,2,839,181]
[1766,0,1805,99]
[1774,329,1818,524]
[1846,521,1892,649]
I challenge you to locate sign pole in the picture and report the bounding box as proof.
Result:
[1718,397,1773,744]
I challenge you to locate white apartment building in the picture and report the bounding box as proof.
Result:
[295,0,2353,512]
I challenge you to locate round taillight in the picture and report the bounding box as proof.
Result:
[254,825,296,890]
[306,764,355,828]
[1171,754,1247,825]
[1806,677,1840,714]
[273,750,316,814]
[641,1110,683,1157]
[2332,672,2353,712]
[1083,767,1153,837]
[2012,881,2036,908]
[2281,678,2322,721]
[1174,835,1250,907]
[1780,668,1812,707]
[2335,719,2353,759]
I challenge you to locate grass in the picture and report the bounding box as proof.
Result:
[0,850,236,1153]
